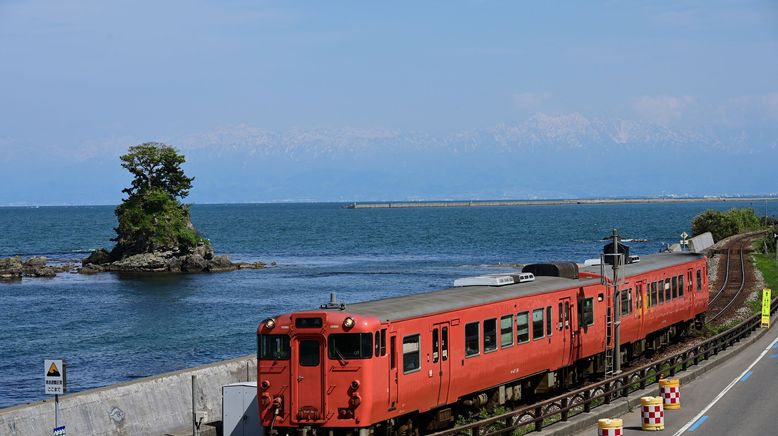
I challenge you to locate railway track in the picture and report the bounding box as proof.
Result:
[706,232,764,324]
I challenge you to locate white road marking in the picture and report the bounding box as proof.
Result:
[673,334,778,436]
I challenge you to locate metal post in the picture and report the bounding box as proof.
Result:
[612,229,622,374]
[192,375,196,436]
[55,394,59,429]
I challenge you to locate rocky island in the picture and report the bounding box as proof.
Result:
[1,142,264,280]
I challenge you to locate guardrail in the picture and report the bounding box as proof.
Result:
[430,296,778,436]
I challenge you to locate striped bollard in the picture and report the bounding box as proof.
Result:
[598,418,623,436]
[659,378,681,410]
[640,396,664,431]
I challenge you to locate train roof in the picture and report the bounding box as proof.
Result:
[317,252,704,323]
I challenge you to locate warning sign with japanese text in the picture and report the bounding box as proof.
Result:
[44,359,65,395]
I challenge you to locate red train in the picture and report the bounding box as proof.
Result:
[257,251,708,435]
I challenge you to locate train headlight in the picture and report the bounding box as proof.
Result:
[343,317,355,329]
[264,318,276,329]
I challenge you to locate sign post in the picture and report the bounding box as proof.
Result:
[44,359,66,435]
[761,289,771,328]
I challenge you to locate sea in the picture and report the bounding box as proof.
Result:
[0,201,774,408]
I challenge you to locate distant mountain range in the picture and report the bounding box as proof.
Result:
[1,113,776,205]
[175,113,777,159]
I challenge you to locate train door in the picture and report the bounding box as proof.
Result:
[431,322,451,406]
[569,292,582,364]
[635,281,645,339]
[559,297,573,367]
[687,268,695,318]
[388,333,398,410]
[292,336,325,422]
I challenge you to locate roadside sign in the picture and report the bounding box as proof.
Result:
[44,359,65,395]
[762,288,771,328]
[53,425,66,436]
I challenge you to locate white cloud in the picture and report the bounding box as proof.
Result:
[632,95,695,125]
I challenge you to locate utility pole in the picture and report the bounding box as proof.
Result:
[610,229,622,374]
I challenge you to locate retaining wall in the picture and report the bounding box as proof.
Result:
[0,355,256,436]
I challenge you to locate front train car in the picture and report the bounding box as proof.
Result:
[257,302,385,435]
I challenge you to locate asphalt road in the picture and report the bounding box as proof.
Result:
[584,327,778,435]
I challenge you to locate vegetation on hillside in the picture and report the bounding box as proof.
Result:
[112,143,205,258]
[691,208,763,241]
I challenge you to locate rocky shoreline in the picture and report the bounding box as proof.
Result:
[0,256,76,280]
[0,246,266,281]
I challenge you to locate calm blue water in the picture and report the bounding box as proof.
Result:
[0,201,775,408]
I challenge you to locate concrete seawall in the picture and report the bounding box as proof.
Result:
[0,355,256,436]
[348,196,778,209]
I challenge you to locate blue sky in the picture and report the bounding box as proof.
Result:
[1,1,777,205]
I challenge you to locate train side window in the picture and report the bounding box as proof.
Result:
[649,282,655,307]
[442,327,448,361]
[672,277,678,299]
[375,332,381,357]
[500,315,514,348]
[620,289,629,316]
[658,281,665,304]
[432,329,439,363]
[484,318,497,352]
[578,297,594,326]
[696,270,702,291]
[564,302,570,327]
[558,303,563,329]
[532,308,544,340]
[380,329,387,356]
[402,335,421,373]
[546,306,552,336]
[516,312,530,343]
[390,337,396,369]
[665,279,672,301]
[678,276,684,298]
[465,322,480,357]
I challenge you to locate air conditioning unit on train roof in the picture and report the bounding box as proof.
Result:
[453,273,534,287]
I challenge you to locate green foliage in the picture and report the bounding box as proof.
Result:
[754,253,778,291]
[113,143,203,257]
[113,188,204,255]
[120,142,194,199]
[691,208,763,241]
[755,226,777,254]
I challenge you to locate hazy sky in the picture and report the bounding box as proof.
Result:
[1,1,777,205]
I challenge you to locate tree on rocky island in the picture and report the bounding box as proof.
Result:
[111,143,206,259]
[80,142,264,273]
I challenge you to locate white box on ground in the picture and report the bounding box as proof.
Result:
[223,382,262,436]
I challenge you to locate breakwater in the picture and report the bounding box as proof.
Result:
[348,196,778,209]
[0,355,255,436]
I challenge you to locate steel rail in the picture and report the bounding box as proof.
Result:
[429,296,778,436]
[707,247,731,306]
[708,243,746,323]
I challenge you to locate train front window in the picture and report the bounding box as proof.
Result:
[299,340,320,366]
[259,334,291,360]
[328,333,373,360]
